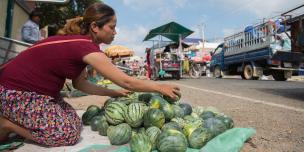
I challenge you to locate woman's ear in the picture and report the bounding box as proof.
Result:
[90,21,100,33]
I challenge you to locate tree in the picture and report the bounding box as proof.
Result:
[38,0,100,31]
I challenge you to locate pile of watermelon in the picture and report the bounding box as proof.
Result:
[81,92,234,152]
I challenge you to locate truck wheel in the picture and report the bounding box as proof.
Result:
[272,71,287,81]
[213,66,222,78]
[243,64,254,80]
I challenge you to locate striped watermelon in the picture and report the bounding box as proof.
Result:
[161,122,183,132]
[107,123,132,145]
[146,126,161,150]
[124,103,146,127]
[188,127,213,149]
[143,108,165,128]
[105,102,127,125]
[157,129,188,152]
[130,132,152,152]
[172,105,185,118]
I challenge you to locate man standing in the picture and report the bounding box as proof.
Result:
[21,10,42,44]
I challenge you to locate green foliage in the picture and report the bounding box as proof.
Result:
[38,0,100,29]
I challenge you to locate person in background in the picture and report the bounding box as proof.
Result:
[0,2,180,147]
[183,55,190,75]
[145,48,152,79]
[21,10,42,44]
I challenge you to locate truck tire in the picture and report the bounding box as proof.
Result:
[243,64,254,80]
[213,66,222,78]
[272,71,287,81]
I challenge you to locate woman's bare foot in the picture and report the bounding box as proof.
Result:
[0,117,10,143]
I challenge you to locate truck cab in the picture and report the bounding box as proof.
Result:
[209,18,304,81]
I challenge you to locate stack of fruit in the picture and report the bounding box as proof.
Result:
[82,92,234,152]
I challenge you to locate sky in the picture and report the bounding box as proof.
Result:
[102,0,304,57]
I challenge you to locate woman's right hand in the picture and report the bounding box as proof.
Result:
[158,84,181,100]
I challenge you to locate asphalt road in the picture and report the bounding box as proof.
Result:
[164,77,304,152]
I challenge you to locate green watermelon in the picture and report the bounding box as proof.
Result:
[159,101,175,121]
[157,129,188,152]
[98,120,109,136]
[217,115,234,129]
[105,102,127,125]
[124,102,146,127]
[203,117,227,137]
[149,95,166,109]
[90,115,107,131]
[130,133,152,152]
[179,103,192,115]
[143,108,165,128]
[183,121,202,138]
[163,94,180,104]
[107,123,132,145]
[82,105,101,125]
[138,93,153,103]
[145,126,161,150]
[188,127,213,149]
[162,122,183,132]
[172,105,185,118]
[200,111,216,120]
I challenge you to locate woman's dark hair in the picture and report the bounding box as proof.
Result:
[58,2,115,35]
[29,10,42,20]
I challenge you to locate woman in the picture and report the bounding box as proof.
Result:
[0,2,180,147]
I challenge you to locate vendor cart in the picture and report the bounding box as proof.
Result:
[143,22,193,80]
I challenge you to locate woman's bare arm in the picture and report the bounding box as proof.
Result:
[72,69,129,97]
[83,52,180,99]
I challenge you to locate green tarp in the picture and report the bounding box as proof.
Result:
[143,22,194,43]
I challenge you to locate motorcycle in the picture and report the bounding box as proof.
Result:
[189,61,209,78]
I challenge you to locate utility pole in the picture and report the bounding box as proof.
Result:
[197,23,205,49]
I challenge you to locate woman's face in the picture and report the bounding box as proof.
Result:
[93,15,117,44]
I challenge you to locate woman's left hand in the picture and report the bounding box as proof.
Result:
[111,89,131,97]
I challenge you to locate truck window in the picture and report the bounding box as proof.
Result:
[213,46,223,55]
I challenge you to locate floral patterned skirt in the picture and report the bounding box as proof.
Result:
[0,85,82,147]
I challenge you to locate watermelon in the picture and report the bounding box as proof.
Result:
[183,121,202,138]
[90,115,107,131]
[200,111,216,120]
[143,108,165,128]
[86,105,101,112]
[217,115,234,129]
[179,103,192,115]
[145,126,161,150]
[172,105,185,118]
[163,94,180,104]
[130,133,152,152]
[188,127,213,149]
[104,98,116,107]
[105,102,127,125]
[98,120,109,136]
[82,105,101,125]
[159,101,175,121]
[124,102,146,127]
[107,123,132,145]
[138,93,153,103]
[149,95,165,109]
[203,117,227,137]
[157,129,188,152]
[162,122,182,132]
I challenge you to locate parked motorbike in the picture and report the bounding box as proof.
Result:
[189,61,208,78]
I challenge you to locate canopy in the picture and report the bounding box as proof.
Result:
[104,45,134,58]
[143,22,194,43]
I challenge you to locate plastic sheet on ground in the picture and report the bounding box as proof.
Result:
[78,128,256,152]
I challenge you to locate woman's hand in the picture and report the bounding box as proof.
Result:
[158,84,180,100]
[110,89,131,98]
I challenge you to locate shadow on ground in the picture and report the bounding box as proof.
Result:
[257,88,304,101]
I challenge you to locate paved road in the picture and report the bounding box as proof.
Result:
[164,77,304,152]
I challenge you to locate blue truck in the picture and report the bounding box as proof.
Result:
[210,13,304,81]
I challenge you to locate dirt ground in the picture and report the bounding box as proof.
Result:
[65,88,304,152]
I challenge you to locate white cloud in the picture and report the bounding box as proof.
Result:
[108,25,150,57]
[213,0,303,18]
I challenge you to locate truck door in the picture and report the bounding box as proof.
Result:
[210,44,224,71]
